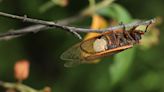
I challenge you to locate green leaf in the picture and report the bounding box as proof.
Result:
[110,48,135,85]
[39,1,56,13]
[140,72,160,91]
[98,3,132,23]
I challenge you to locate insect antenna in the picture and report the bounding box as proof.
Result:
[145,21,152,33]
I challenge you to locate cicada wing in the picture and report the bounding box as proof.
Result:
[60,43,88,67]
[80,38,97,54]
[64,61,81,68]
[85,49,121,60]
[85,45,133,60]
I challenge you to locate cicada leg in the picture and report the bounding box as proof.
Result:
[145,20,152,32]
[122,23,134,41]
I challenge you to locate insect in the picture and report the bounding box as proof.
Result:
[61,23,152,67]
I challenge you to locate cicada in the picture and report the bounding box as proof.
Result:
[61,24,151,67]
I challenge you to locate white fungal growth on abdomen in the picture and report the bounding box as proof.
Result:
[93,38,108,52]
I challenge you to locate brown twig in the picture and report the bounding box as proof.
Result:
[0,81,41,92]
[0,12,156,40]
[0,12,84,39]
[0,14,85,40]
[0,80,52,92]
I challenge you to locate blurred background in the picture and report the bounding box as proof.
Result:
[0,0,163,92]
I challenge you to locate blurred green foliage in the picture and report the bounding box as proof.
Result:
[0,0,163,92]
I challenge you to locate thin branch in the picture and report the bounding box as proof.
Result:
[0,12,85,39]
[57,14,84,25]
[0,0,115,40]
[0,12,76,30]
[0,25,49,40]
[0,81,41,92]
[0,14,84,40]
[0,11,156,40]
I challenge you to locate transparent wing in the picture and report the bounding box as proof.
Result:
[60,43,88,67]
[80,38,97,54]
[61,42,132,67]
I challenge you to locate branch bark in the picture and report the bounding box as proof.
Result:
[0,81,43,92]
[0,12,156,40]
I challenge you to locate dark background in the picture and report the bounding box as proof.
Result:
[0,0,163,92]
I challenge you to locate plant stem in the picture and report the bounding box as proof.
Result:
[0,12,156,40]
